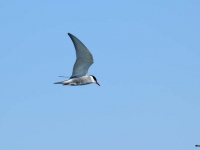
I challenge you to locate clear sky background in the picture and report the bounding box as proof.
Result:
[0,0,200,150]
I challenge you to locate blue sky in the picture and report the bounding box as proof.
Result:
[0,0,200,150]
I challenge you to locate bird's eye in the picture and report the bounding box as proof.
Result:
[91,75,97,81]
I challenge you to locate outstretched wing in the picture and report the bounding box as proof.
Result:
[68,33,94,78]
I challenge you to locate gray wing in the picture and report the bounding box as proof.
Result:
[68,33,94,78]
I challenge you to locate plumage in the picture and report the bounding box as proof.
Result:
[54,33,100,86]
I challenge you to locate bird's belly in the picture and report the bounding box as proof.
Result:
[69,81,91,86]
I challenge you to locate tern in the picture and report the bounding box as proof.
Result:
[54,33,100,86]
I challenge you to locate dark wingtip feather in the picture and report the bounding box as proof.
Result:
[68,33,72,36]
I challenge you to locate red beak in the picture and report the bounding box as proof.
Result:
[96,81,100,86]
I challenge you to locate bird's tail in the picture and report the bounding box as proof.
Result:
[54,81,63,84]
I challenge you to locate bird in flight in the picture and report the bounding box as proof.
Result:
[54,33,100,86]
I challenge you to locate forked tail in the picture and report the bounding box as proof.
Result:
[54,81,63,84]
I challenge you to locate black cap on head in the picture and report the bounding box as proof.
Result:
[91,75,100,86]
[91,75,97,81]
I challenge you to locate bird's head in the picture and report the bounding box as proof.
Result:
[90,75,100,86]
